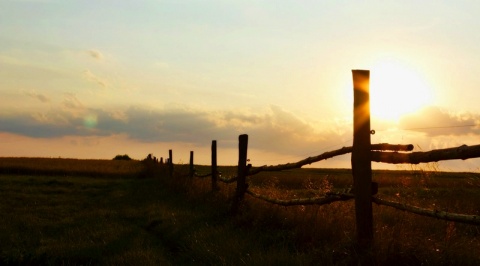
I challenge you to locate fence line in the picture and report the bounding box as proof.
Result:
[202,165,480,225]
[192,143,414,179]
[184,139,480,224]
[160,69,480,258]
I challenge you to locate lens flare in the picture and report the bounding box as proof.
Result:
[83,114,98,128]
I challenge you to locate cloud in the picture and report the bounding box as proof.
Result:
[83,69,108,88]
[3,104,479,158]
[2,104,480,170]
[24,90,50,103]
[399,106,480,136]
[108,110,128,122]
[62,93,85,110]
[0,105,350,157]
[0,113,78,138]
[86,49,104,61]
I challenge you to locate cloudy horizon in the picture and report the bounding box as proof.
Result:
[1,1,480,172]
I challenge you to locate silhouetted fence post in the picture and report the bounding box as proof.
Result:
[351,69,374,260]
[189,151,194,178]
[211,140,219,191]
[169,149,173,177]
[232,134,248,214]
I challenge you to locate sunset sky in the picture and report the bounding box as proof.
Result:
[1,0,480,171]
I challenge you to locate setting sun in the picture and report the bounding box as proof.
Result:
[370,60,433,122]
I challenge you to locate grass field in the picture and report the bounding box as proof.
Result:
[0,157,479,265]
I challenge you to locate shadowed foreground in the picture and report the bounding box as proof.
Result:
[0,174,320,265]
[0,161,479,265]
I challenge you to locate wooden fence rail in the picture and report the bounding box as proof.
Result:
[248,143,414,176]
[194,172,212,178]
[371,144,480,164]
[372,196,480,225]
[245,189,354,206]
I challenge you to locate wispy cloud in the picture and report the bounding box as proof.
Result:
[399,106,480,136]
[62,93,85,110]
[83,69,108,88]
[86,49,104,61]
[24,90,50,103]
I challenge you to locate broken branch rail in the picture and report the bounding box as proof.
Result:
[248,143,413,176]
[218,175,237,184]
[194,172,212,178]
[372,196,480,225]
[371,144,480,164]
[245,189,354,206]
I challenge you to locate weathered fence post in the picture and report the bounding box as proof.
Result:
[189,151,194,178]
[168,149,173,177]
[352,70,374,258]
[211,140,219,191]
[232,134,248,213]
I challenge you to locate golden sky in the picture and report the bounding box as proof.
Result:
[1,1,480,171]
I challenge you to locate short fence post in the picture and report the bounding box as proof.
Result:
[351,69,374,259]
[168,149,173,177]
[211,140,219,191]
[232,134,248,214]
[189,151,194,178]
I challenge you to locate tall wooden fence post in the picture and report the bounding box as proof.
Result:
[189,151,194,178]
[232,134,248,214]
[168,149,173,177]
[352,70,374,259]
[211,140,219,191]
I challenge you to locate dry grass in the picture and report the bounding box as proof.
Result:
[180,165,480,265]
[1,158,479,265]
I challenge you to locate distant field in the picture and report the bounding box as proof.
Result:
[0,157,144,178]
[1,158,480,265]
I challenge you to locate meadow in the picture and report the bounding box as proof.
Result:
[0,157,479,265]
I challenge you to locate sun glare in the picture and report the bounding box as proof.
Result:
[370,60,433,122]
